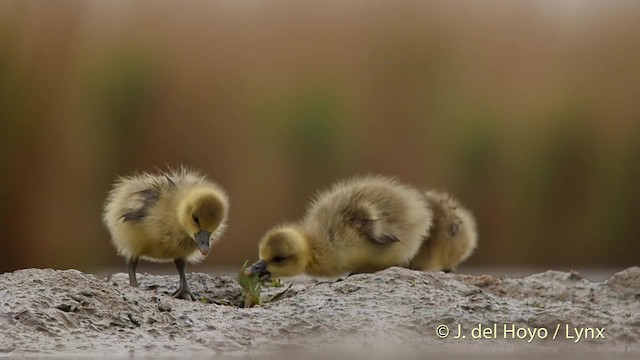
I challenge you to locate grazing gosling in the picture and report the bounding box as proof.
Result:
[408,190,477,272]
[103,167,229,300]
[246,176,433,280]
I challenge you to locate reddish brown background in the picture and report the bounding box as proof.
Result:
[1,1,639,273]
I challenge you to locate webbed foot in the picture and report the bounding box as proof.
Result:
[172,286,196,301]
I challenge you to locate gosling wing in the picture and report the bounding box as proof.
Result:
[343,203,400,245]
[121,187,160,222]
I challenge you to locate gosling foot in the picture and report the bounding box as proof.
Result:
[172,286,196,301]
[172,258,195,300]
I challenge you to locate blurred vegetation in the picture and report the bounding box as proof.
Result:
[85,49,158,164]
[255,84,348,198]
[0,0,639,272]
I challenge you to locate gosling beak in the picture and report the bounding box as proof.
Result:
[245,259,271,281]
[195,231,211,255]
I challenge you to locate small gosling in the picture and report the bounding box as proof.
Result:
[103,167,229,300]
[408,190,477,272]
[246,175,433,279]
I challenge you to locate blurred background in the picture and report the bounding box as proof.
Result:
[1,0,638,276]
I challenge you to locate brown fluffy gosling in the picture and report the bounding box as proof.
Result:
[103,167,229,300]
[408,190,477,272]
[246,175,433,280]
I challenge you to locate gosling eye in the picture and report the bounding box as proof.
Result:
[272,255,287,264]
[192,214,200,226]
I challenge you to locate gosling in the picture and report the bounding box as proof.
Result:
[246,175,433,280]
[408,190,477,272]
[103,167,229,300]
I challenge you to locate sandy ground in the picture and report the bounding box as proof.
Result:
[0,267,639,358]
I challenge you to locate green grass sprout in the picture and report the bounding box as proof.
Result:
[238,260,262,307]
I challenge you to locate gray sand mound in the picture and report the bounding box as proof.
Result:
[0,267,639,357]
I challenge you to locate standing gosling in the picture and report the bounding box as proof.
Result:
[246,176,433,279]
[408,190,477,272]
[103,167,229,300]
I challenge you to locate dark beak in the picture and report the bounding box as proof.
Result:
[195,231,211,255]
[244,259,271,281]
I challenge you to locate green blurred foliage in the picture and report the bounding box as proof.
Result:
[257,85,347,197]
[0,44,32,200]
[83,49,159,173]
[87,50,158,134]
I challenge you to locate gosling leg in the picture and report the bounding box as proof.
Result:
[127,257,139,287]
[172,258,195,301]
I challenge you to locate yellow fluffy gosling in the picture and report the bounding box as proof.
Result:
[103,167,229,300]
[408,190,477,272]
[246,175,433,279]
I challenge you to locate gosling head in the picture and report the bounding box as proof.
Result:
[245,226,310,281]
[178,187,228,256]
